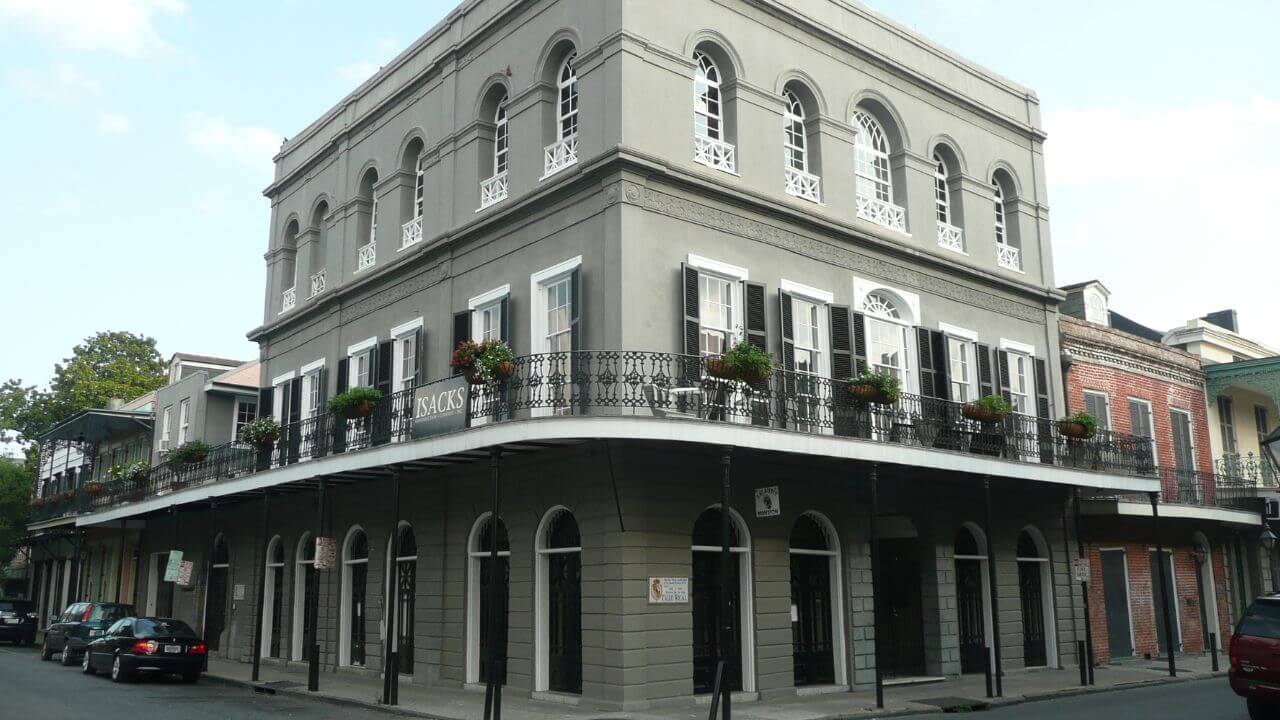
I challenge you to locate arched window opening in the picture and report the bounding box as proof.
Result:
[1016,528,1056,667]
[480,94,511,209]
[690,507,754,694]
[953,525,993,675]
[789,513,844,687]
[543,53,579,177]
[467,514,510,685]
[262,536,285,659]
[357,169,378,272]
[400,138,426,249]
[280,220,299,312]
[861,292,911,390]
[992,171,1022,271]
[340,527,369,666]
[388,523,418,675]
[852,108,905,232]
[308,202,328,296]
[536,508,582,694]
[205,536,230,652]
[934,154,951,224]
[292,533,316,662]
[782,87,821,202]
[692,50,736,173]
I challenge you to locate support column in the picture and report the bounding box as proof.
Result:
[251,491,270,682]
[382,470,402,706]
[308,477,326,692]
[483,449,503,720]
[718,447,733,720]
[868,463,883,709]
[1072,488,1095,685]
[982,477,1003,697]
[1150,492,1177,677]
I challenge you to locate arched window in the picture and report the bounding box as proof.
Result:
[262,536,285,659]
[1016,528,1057,667]
[991,169,1022,270]
[467,514,510,685]
[693,51,722,141]
[861,292,910,388]
[535,507,582,694]
[494,99,509,176]
[934,154,951,225]
[205,536,230,652]
[852,110,892,203]
[993,180,1006,245]
[400,137,425,249]
[557,53,578,141]
[356,169,378,272]
[789,512,845,687]
[953,525,994,675]
[308,201,328,296]
[340,527,369,666]
[280,220,299,312]
[292,533,316,661]
[690,506,755,694]
[783,90,806,172]
[387,523,417,675]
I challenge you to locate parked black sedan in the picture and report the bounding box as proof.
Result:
[81,617,205,683]
[0,600,38,645]
[40,601,134,665]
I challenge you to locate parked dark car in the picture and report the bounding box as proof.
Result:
[0,600,38,645]
[82,617,205,683]
[40,602,135,665]
[1230,595,1280,719]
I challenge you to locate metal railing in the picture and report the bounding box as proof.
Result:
[479,171,508,209]
[400,216,422,249]
[280,286,296,313]
[357,241,376,271]
[996,243,1021,271]
[1215,452,1278,487]
[35,351,1163,520]
[936,221,964,252]
[543,135,578,177]
[310,269,326,297]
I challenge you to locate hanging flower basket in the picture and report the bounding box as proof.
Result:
[704,358,735,380]
[1057,412,1098,440]
[848,369,900,405]
[492,360,516,381]
[328,387,382,419]
[83,482,104,497]
[962,395,1011,423]
[169,441,210,466]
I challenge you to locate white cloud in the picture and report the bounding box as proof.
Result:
[0,0,186,56]
[6,62,102,103]
[97,111,130,134]
[1045,97,1280,347]
[184,112,280,175]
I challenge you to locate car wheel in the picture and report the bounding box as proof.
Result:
[39,640,53,661]
[81,651,95,675]
[1249,698,1280,720]
[182,671,199,684]
[111,655,132,683]
[60,644,76,666]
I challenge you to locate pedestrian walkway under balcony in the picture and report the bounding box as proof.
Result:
[205,654,1224,720]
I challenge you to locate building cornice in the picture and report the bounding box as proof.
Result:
[1163,321,1280,361]
[1060,316,1205,389]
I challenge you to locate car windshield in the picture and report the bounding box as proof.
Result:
[90,605,132,623]
[1239,601,1280,640]
[134,619,197,639]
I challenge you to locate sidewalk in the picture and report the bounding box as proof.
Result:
[205,655,1226,720]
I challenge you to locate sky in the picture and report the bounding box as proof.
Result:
[1,0,1278,399]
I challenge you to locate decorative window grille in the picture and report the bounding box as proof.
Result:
[281,286,296,312]
[357,241,376,272]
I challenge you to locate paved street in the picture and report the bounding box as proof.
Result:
[0,645,389,720]
[911,677,1246,720]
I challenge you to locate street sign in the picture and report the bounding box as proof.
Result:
[411,375,470,439]
[1072,557,1091,584]
[163,551,184,582]
[233,584,246,601]
[176,561,194,587]
[754,486,780,517]
[648,577,689,604]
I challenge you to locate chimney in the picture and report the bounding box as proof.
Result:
[1201,309,1238,333]
[106,398,124,410]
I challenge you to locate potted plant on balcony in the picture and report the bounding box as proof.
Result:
[56,490,74,504]
[328,386,383,419]
[848,369,901,405]
[240,417,282,450]
[452,340,515,384]
[962,395,1011,423]
[30,496,45,509]
[82,481,104,496]
[169,440,210,466]
[719,341,774,384]
[125,460,150,484]
[1057,412,1098,440]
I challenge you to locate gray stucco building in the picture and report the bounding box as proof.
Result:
[47,0,1169,712]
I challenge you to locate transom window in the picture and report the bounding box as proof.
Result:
[544,277,572,353]
[934,154,950,224]
[698,273,735,355]
[494,97,509,175]
[993,181,1007,245]
[783,90,806,172]
[862,292,901,320]
[792,298,821,375]
[1007,352,1031,414]
[693,51,722,141]
[948,337,974,403]
[852,110,892,202]
[557,54,578,140]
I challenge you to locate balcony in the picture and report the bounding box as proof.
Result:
[357,241,376,272]
[996,243,1021,271]
[479,171,508,210]
[70,351,1158,517]
[280,286,295,313]
[542,135,578,178]
[784,167,821,203]
[310,269,326,297]
[1215,452,1278,487]
[936,221,964,253]
[856,193,906,233]
[693,135,736,174]
[400,216,422,249]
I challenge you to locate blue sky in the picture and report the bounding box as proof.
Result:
[1,0,1277,398]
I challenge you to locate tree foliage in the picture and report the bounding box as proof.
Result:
[0,460,33,569]
[0,331,167,446]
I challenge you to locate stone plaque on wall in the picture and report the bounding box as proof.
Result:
[648,577,689,604]
[315,537,337,571]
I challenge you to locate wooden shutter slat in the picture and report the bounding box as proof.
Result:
[996,349,1012,403]
[336,357,350,395]
[851,311,868,375]
[499,296,510,345]
[743,281,767,351]
[570,267,582,352]
[829,305,852,381]
[931,331,949,400]
[681,264,700,356]
[917,327,936,399]
[452,311,470,375]
[778,291,795,372]
[413,329,425,386]
[1034,358,1051,420]
[976,343,994,398]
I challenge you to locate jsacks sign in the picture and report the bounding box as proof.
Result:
[412,375,470,439]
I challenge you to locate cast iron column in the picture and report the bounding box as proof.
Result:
[383,470,401,705]
[1072,488,1095,684]
[1150,492,1177,677]
[115,518,127,603]
[982,477,1003,697]
[251,490,270,682]
[868,463,883,709]
[483,448,503,720]
[307,477,325,691]
[719,447,733,720]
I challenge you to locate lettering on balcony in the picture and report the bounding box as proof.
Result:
[411,375,469,438]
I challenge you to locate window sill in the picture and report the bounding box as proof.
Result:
[397,239,422,253]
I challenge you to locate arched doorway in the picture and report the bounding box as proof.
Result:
[953,524,993,674]
[261,536,284,658]
[387,523,417,675]
[790,512,845,687]
[876,516,925,678]
[1016,528,1056,667]
[340,527,369,666]
[467,514,510,685]
[536,507,582,694]
[205,536,230,652]
[292,533,316,661]
[1193,532,1221,651]
[691,506,754,695]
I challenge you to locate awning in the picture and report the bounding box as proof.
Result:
[1205,356,1280,403]
[38,408,152,445]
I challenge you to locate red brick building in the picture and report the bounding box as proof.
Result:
[1058,282,1259,664]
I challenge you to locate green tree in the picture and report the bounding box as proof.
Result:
[0,460,33,569]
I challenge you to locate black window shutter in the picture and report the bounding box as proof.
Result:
[996,349,1012,403]
[375,340,393,396]
[452,311,470,374]
[976,343,994,398]
[1034,358,1051,419]
[288,378,302,425]
[743,281,767,351]
[829,305,852,381]
[258,386,273,421]
[570,267,582,352]
[317,367,328,405]
[778,291,795,372]
[681,263,700,356]
[917,327,937,399]
[499,296,510,346]
[931,331,950,400]
[332,358,350,455]
[852,311,868,375]
[336,357,350,395]
[413,329,425,385]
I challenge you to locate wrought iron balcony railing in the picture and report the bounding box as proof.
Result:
[41,351,1164,520]
[856,193,907,233]
[1215,452,1278,486]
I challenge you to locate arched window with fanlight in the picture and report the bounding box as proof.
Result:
[340,526,369,666]
[782,88,820,202]
[933,150,964,252]
[692,50,736,173]
[535,507,582,694]
[544,53,579,177]
[292,532,316,662]
[789,512,845,687]
[467,513,510,686]
[261,536,285,659]
[480,94,510,209]
[861,291,911,391]
[992,170,1022,271]
[852,109,905,232]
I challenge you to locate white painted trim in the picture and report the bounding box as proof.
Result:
[939,322,978,342]
[687,253,749,281]
[292,532,314,662]
[300,357,326,375]
[465,512,508,685]
[390,317,424,339]
[1149,548,1183,653]
[533,506,579,693]
[781,279,834,305]
[468,284,511,310]
[530,256,582,285]
[347,336,378,357]
[1084,390,1113,431]
[338,525,368,667]
[260,535,283,659]
[852,277,921,325]
[999,338,1037,356]
[1081,499,1261,526]
[691,505,757,693]
[271,371,296,386]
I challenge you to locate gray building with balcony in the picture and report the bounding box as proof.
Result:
[62,0,1163,711]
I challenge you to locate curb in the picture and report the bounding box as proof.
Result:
[202,671,456,720]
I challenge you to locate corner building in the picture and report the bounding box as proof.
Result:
[69,0,1160,711]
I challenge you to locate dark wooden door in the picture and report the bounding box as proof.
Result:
[349,563,367,665]
[1018,561,1047,667]
[205,566,228,651]
[1150,550,1178,655]
[876,539,925,677]
[955,558,986,674]
[547,552,582,693]
[478,556,509,685]
[1100,550,1133,658]
[397,558,416,674]
[692,551,742,694]
[791,553,835,686]
[269,566,284,657]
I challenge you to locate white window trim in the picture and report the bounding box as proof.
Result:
[999,338,1037,357]
[338,525,368,667]
[271,371,296,387]
[390,317,424,339]
[687,253,748,282]
[939,322,978,342]
[300,365,325,422]
[465,513,512,685]
[347,337,378,357]
[177,399,190,444]
[530,257,581,356]
[530,255,582,286]
[852,277,920,325]
[300,358,326,375]
[1084,390,1113,430]
[942,328,979,402]
[468,284,511,310]
[391,318,424,392]
[780,278,834,305]
[231,396,257,440]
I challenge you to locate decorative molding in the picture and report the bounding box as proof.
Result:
[338,262,449,326]
[637,185,1044,323]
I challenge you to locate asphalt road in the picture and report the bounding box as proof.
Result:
[910,676,1248,719]
[0,644,391,720]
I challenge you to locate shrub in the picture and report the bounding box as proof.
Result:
[240,417,281,446]
[849,368,901,403]
[168,441,210,465]
[721,341,773,382]
[327,387,383,417]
